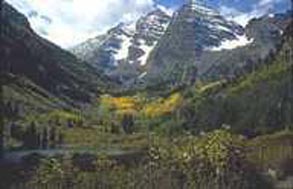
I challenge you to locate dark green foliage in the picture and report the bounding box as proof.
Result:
[57,132,64,148]
[184,65,292,134]
[67,119,74,129]
[49,127,57,148]
[0,120,3,159]
[41,128,49,149]
[121,114,134,134]
[23,122,39,149]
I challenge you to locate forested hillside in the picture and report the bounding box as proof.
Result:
[181,22,292,135]
[1,2,113,115]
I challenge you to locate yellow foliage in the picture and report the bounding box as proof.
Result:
[100,95,141,115]
[99,93,183,118]
[198,80,226,93]
[143,93,183,118]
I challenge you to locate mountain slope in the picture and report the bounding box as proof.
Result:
[199,11,292,81]
[182,22,293,134]
[1,2,112,113]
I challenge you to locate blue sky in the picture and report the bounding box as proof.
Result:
[7,0,291,48]
[158,0,291,12]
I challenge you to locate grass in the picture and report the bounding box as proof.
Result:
[247,130,293,171]
[198,79,227,94]
[62,127,149,151]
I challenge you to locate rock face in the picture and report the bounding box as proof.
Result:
[144,0,246,87]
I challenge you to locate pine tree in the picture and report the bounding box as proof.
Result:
[24,121,38,149]
[67,119,74,128]
[37,132,42,149]
[0,122,3,159]
[55,118,61,127]
[49,127,56,148]
[41,127,48,149]
[0,97,3,158]
[57,131,64,148]
[121,114,134,134]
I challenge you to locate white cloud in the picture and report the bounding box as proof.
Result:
[6,0,156,48]
[258,0,282,7]
[220,0,283,26]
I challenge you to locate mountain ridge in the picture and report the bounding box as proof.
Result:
[1,2,114,115]
[70,8,171,71]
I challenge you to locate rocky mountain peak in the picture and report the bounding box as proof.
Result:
[140,2,250,87]
[70,6,172,72]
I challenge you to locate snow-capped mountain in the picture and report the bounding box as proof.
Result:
[144,0,248,86]
[176,1,247,51]
[71,0,290,89]
[71,1,249,85]
[70,8,171,71]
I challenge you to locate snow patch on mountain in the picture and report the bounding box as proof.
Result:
[113,32,133,61]
[190,3,219,16]
[71,7,171,69]
[138,71,148,79]
[156,5,174,17]
[139,41,158,66]
[268,14,275,18]
[209,35,254,51]
[215,24,233,33]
